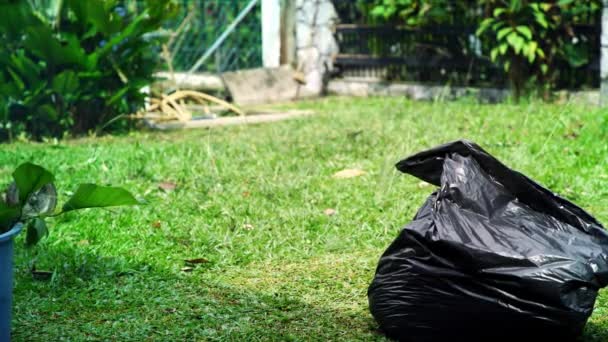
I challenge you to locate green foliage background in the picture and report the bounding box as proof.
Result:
[0,0,177,141]
[363,0,601,96]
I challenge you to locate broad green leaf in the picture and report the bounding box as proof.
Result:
[509,0,522,12]
[499,43,509,54]
[37,104,59,120]
[515,26,532,40]
[541,63,549,74]
[491,48,499,61]
[22,25,88,69]
[66,0,122,36]
[506,33,524,54]
[0,1,45,38]
[526,49,535,63]
[25,217,48,246]
[493,8,506,17]
[62,184,139,212]
[51,70,80,94]
[540,3,552,11]
[563,42,589,68]
[28,0,63,22]
[527,41,539,63]
[6,68,25,92]
[12,163,55,204]
[513,37,525,54]
[534,13,548,29]
[90,11,148,64]
[491,22,505,31]
[529,41,539,53]
[370,6,386,18]
[9,51,42,86]
[522,44,530,59]
[476,18,494,35]
[106,86,130,106]
[536,48,546,58]
[497,27,512,40]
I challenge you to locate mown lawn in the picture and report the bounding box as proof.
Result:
[3,96,608,340]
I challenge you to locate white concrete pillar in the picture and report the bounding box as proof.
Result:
[262,0,281,68]
[601,0,608,105]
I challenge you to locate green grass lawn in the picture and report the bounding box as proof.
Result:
[4,96,608,340]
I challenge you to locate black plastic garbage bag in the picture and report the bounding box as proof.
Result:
[368,140,608,342]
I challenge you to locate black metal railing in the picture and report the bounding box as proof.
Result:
[335,24,504,86]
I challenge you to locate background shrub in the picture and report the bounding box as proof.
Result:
[364,0,601,97]
[477,0,601,98]
[0,0,177,141]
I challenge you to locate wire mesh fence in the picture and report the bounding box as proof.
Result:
[132,0,262,73]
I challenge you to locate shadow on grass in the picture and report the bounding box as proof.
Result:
[12,243,606,341]
[583,321,608,342]
[11,244,385,341]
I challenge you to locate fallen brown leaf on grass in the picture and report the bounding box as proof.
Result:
[324,208,337,216]
[32,270,53,281]
[31,265,53,281]
[184,258,209,265]
[158,181,177,192]
[332,169,366,179]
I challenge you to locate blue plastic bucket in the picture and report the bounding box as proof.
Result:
[0,223,22,342]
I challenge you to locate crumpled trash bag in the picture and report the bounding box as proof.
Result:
[368,140,608,341]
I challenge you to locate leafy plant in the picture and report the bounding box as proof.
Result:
[1,162,139,246]
[368,0,453,26]
[0,0,178,141]
[476,0,601,98]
